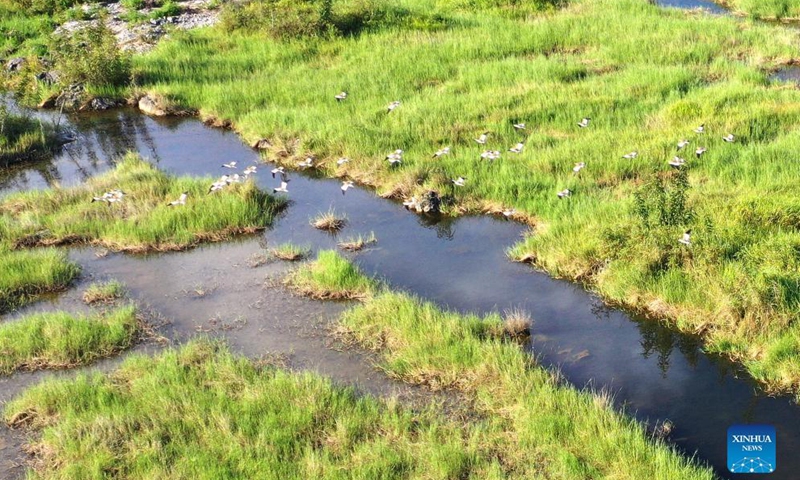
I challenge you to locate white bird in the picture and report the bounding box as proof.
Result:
[622,151,638,160]
[480,150,501,161]
[432,147,450,158]
[679,230,691,246]
[243,166,257,176]
[208,180,227,194]
[509,142,524,154]
[402,197,418,210]
[271,166,285,178]
[227,174,242,184]
[91,190,124,204]
[298,157,314,169]
[452,176,466,187]
[335,91,348,101]
[694,124,705,134]
[475,132,490,145]
[341,180,354,195]
[573,162,586,174]
[677,139,690,150]
[577,117,591,128]
[557,188,572,198]
[695,147,707,158]
[502,208,516,217]
[222,162,237,169]
[669,156,686,168]
[273,180,289,193]
[386,149,403,165]
[387,100,401,113]
[513,123,526,131]
[168,192,188,207]
[337,157,350,166]
[723,134,735,143]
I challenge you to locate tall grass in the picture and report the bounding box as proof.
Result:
[0,107,58,164]
[0,305,138,374]
[0,247,79,313]
[0,153,285,252]
[135,0,800,396]
[721,0,800,20]
[4,335,714,479]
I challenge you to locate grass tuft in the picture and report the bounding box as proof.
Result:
[82,280,125,305]
[270,242,310,261]
[310,208,347,231]
[0,248,80,313]
[337,231,377,251]
[286,250,375,299]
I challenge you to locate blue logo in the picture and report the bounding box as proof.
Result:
[727,425,776,474]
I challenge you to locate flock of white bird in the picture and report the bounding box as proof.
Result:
[91,91,740,247]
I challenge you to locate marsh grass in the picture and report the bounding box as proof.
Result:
[310,207,347,231]
[270,242,310,261]
[82,280,125,305]
[719,0,800,20]
[0,305,139,375]
[0,153,285,252]
[0,108,58,164]
[0,248,80,313]
[3,340,541,479]
[337,231,377,251]
[286,250,375,299]
[135,0,800,396]
[499,307,532,340]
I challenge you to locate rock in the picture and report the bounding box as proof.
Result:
[35,71,60,85]
[417,190,441,213]
[251,138,272,150]
[55,84,86,110]
[5,57,25,72]
[79,97,120,111]
[38,93,59,109]
[138,94,168,116]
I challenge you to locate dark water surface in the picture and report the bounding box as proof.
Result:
[2,105,800,479]
[656,0,729,14]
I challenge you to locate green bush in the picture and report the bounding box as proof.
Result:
[49,20,130,88]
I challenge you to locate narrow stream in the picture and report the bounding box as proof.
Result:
[1,105,799,479]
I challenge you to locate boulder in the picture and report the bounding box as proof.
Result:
[417,190,441,213]
[5,57,25,72]
[138,94,167,116]
[251,138,272,150]
[79,97,120,111]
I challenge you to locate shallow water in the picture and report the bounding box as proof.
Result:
[656,0,729,14]
[2,107,800,479]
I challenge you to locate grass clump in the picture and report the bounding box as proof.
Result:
[270,242,310,261]
[49,20,131,91]
[721,0,800,20]
[310,207,347,231]
[136,0,800,397]
[0,153,285,252]
[82,280,125,304]
[0,305,138,375]
[286,250,375,299]
[338,231,377,251]
[0,247,80,313]
[4,340,526,478]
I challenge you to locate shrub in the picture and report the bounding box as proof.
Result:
[49,20,130,88]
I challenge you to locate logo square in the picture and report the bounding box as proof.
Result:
[728,424,776,474]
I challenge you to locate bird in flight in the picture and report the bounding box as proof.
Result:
[509,142,524,154]
[298,157,314,169]
[341,180,354,195]
[668,156,686,169]
[573,162,586,174]
[432,147,450,158]
[335,91,348,101]
[480,150,501,161]
[577,117,591,128]
[337,157,350,166]
[677,139,690,150]
[168,192,188,207]
[622,151,638,159]
[387,100,401,113]
[92,189,125,204]
[513,123,526,131]
[679,230,691,246]
[722,134,735,143]
[695,147,707,158]
[271,166,284,178]
[222,161,237,169]
[557,188,572,198]
[386,149,403,165]
[452,176,466,187]
[694,124,705,134]
[475,132,490,145]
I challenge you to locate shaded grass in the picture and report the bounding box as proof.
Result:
[0,247,80,313]
[286,250,376,299]
[134,0,800,397]
[0,108,59,164]
[0,305,138,375]
[82,280,125,305]
[0,152,285,252]
[4,340,531,479]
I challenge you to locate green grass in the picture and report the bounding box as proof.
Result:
[82,280,125,304]
[310,207,347,231]
[0,305,138,375]
[720,0,800,20]
[0,152,285,252]
[0,247,80,313]
[338,231,377,251]
[286,250,376,299]
[131,0,800,397]
[4,335,714,480]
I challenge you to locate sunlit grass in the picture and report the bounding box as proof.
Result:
[0,305,138,375]
[270,242,310,261]
[286,250,376,299]
[0,247,80,313]
[82,280,125,305]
